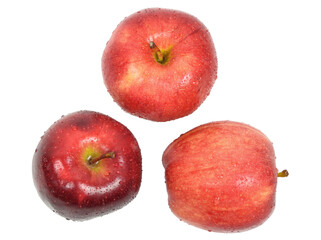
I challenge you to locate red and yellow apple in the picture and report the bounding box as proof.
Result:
[102,8,218,121]
[32,111,142,221]
[162,121,288,232]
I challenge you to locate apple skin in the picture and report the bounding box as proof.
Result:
[102,8,217,122]
[162,121,278,232]
[32,111,142,221]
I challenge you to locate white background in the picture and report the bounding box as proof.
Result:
[1,0,320,239]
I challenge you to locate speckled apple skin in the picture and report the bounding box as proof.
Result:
[32,111,142,221]
[102,8,217,122]
[162,121,278,232]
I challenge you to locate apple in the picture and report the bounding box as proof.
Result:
[162,121,288,232]
[102,8,218,122]
[32,111,142,221]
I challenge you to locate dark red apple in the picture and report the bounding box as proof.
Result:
[32,111,142,221]
[102,8,217,122]
[162,121,288,232]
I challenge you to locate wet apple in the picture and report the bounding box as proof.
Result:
[102,8,218,121]
[163,121,288,232]
[33,111,142,221]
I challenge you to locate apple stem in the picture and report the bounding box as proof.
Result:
[277,169,289,177]
[149,41,164,63]
[88,152,115,165]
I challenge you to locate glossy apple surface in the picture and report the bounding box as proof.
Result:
[102,8,217,122]
[163,121,283,232]
[33,111,142,221]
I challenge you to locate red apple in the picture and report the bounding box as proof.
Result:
[162,121,288,232]
[32,111,142,221]
[102,8,217,122]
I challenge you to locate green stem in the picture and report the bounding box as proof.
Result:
[149,41,164,63]
[278,169,289,177]
[88,152,115,165]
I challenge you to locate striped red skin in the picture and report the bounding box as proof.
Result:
[102,8,217,122]
[32,111,142,221]
[163,121,278,232]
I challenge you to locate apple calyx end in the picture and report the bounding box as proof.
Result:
[277,169,289,177]
[87,152,115,165]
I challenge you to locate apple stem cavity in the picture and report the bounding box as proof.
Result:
[277,169,289,177]
[88,152,115,165]
[149,41,165,64]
